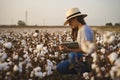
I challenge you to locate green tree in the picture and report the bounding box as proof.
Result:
[106,22,113,26]
[18,20,26,26]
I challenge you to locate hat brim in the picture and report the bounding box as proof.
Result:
[64,14,87,25]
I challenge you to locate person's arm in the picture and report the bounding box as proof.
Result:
[66,47,84,53]
[59,45,84,53]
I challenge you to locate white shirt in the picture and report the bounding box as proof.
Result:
[77,25,94,55]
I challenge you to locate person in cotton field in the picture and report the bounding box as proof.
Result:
[57,8,96,74]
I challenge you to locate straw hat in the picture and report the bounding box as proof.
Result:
[64,8,87,25]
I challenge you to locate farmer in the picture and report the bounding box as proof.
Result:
[57,8,95,74]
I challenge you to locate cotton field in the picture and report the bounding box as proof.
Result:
[0,29,120,80]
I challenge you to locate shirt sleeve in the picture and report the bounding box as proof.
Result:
[84,26,94,42]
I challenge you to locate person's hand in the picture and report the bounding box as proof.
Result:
[58,45,68,51]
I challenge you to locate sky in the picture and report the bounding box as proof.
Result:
[0,0,120,26]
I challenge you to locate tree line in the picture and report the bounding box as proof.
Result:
[106,22,120,26]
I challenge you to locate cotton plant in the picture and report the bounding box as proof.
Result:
[83,72,90,80]
[0,29,120,80]
[108,52,118,64]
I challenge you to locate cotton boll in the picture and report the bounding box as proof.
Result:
[96,37,100,41]
[91,52,98,62]
[19,62,23,72]
[29,47,33,52]
[100,48,105,54]
[49,54,54,58]
[95,67,100,73]
[0,39,4,45]
[47,59,53,68]
[107,35,115,44]
[6,72,11,76]
[33,32,38,37]
[101,67,106,72]
[90,76,95,80]
[110,66,118,79]
[96,73,102,78]
[0,62,8,70]
[103,36,108,44]
[54,52,59,57]
[91,63,98,70]
[117,43,120,47]
[13,54,18,60]
[21,40,26,46]
[47,69,53,76]
[105,73,110,78]
[66,36,73,42]
[13,65,19,72]
[42,72,47,77]
[100,55,105,60]
[8,61,13,65]
[26,63,32,69]
[34,72,43,78]
[3,65,9,71]
[36,44,43,51]
[1,53,7,61]
[3,42,12,49]
[114,58,120,67]
[40,57,45,61]
[40,50,45,56]
[33,67,41,72]
[89,42,96,50]
[61,54,66,59]
[83,72,90,80]
[105,31,112,37]
[23,53,28,58]
[30,71,34,77]
[103,31,115,44]
[108,52,118,64]
[116,68,120,78]
[43,47,48,53]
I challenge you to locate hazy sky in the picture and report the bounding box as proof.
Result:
[0,0,120,26]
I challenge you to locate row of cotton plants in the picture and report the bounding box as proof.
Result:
[0,30,120,80]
